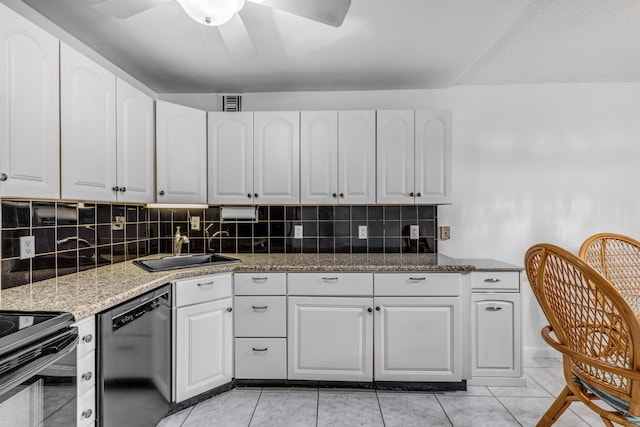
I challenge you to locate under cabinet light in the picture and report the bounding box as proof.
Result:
[146,203,209,209]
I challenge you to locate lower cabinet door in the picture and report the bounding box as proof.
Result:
[374,297,462,382]
[235,338,287,379]
[472,293,521,378]
[288,297,373,381]
[175,298,233,402]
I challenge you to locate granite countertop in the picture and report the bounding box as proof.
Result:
[0,253,522,320]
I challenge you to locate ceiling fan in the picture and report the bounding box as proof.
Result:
[91,0,352,58]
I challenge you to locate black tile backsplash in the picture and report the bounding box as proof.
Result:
[1,200,438,290]
[156,205,437,257]
[1,199,160,290]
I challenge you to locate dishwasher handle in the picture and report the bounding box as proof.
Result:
[111,290,170,331]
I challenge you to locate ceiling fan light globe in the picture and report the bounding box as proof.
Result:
[176,0,245,26]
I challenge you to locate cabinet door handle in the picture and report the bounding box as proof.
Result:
[332,193,337,198]
[375,306,381,311]
[82,409,93,419]
[485,306,503,312]
[339,193,344,198]
[322,277,339,282]
[252,305,268,310]
[252,277,268,282]
[409,192,415,197]
[247,193,252,198]
[197,281,214,287]
[82,371,93,381]
[409,277,426,281]
[252,347,268,352]
[120,187,126,192]
[416,192,421,197]
[82,334,93,343]
[159,190,165,196]
[0,173,7,181]
[112,186,120,192]
[226,307,233,312]
[367,307,373,313]
[484,278,501,283]
[254,193,259,198]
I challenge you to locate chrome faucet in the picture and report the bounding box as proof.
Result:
[173,226,189,256]
[205,224,229,252]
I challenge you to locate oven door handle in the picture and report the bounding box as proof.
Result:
[0,329,78,397]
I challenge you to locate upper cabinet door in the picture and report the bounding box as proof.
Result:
[300,111,338,204]
[338,111,376,204]
[0,5,60,199]
[208,112,254,205]
[415,110,452,204]
[116,78,154,203]
[254,111,300,205]
[60,43,117,202]
[156,101,207,204]
[376,110,415,204]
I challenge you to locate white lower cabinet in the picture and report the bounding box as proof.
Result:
[173,274,233,402]
[469,271,524,386]
[374,297,462,382]
[235,338,287,379]
[288,296,373,381]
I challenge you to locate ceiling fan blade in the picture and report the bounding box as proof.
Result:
[91,0,172,19]
[249,0,351,27]
[218,14,258,59]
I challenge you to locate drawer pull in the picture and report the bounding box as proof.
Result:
[197,281,215,287]
[81,372,93,381]
[409,277,426,281]
[252,347,268,352]
[484,278,501,283]
[252,305,268,311]
[252,277,268,282]
[322,277,339,281]
[82,334,93,344]
[485,306,503,312]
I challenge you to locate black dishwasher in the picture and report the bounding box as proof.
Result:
[97,285,171,427]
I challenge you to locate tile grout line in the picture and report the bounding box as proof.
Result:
[433,392,456,427]
[246,388,264,427]
[315,388,320,427]
[177,405,195,427]
[374,390,386,427]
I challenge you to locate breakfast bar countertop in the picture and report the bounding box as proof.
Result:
[0,253,522,320]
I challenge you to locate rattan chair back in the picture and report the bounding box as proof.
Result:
[580,233,640,314]
[525,243,640,425]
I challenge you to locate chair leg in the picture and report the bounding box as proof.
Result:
[536,386,573,427]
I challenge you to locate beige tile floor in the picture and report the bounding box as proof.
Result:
[158,356,604,427]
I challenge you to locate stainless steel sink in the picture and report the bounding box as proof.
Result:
[133,254,240,272]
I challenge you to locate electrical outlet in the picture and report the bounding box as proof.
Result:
[112,215,125,231]
[294,225,303,239]
[439,226,451,240]
[20,236,35,260]
[409,225,420,240]
[190,216,201,231]
[358,225,368,240]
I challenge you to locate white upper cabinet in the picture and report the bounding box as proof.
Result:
[377,109,452,204]
[376,110,415,204]
[338,111,376,204]
[61,43,117,202]
[208,112,254,204]
[301,110,376,205]
[156,100,207,204]
[0,5,60,199]
[300,111,338,204]
[253,111,300,205]
[116,78,154,203]
[415,110,452,204]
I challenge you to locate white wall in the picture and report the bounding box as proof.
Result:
[164,83,640,354]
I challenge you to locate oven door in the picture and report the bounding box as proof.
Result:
[0,329,78,427]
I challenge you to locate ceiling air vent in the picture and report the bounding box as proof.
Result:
[221,95,242,112]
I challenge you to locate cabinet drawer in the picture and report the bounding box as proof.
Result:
[74,316,95,357]
[288,273,373,296]
[77,387,95,427]
[234,296,286,337]
[234,273,287,295]
[174,274,232,307]
[375,273,462,296]
[77,351,95,395]
[471,271,520,291]
[235,338,287,379]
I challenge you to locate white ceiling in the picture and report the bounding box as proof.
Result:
[7,0,640,93]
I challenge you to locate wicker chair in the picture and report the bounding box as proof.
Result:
[525,243,640,426]
[580,233,640,315]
